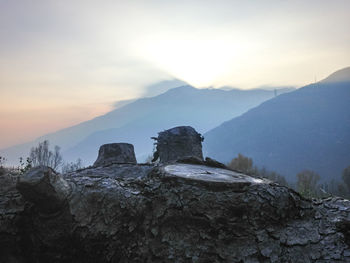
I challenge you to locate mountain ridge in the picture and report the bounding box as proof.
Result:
[204,67,350,182]
[1,85,293,166]
[322,66,350,83]
[63,85,293,164]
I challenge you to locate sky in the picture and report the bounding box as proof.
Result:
[0,0,350,149]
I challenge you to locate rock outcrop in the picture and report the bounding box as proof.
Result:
[0,126,349,262]
[16,166,72,214]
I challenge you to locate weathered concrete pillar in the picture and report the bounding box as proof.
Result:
[152,126,204,163]
[93,143,137,167]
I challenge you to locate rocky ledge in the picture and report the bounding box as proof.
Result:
[0,126,349,262]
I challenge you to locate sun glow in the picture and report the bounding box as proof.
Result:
[141,37,247,87]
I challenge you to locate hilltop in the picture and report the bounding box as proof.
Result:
[204,67,350,181]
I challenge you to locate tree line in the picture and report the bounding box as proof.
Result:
[0,140,83,175]
[2,146,350,200]
[227,153,350,199]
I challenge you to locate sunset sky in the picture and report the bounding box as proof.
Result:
[1,0,350,148]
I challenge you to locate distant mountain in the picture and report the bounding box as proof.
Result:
[113,99,136,109]
[64,86,294,164]
[113,79,188,109]
[141,79,188,97]
[322,66,350,83]
[204,67,350,182]
[0,85,292,166]
[219,86,295,94]
[256,86,296,94]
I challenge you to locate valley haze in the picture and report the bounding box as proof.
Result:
[1,85,294,166]
[1,1,350,187]
[1,66,349,184]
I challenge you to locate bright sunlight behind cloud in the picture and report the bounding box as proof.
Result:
[0,0,349,148]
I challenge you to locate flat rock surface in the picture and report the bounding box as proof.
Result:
[163,163,265,184]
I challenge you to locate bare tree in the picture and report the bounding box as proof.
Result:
[0,156,6,175]
[52,145,63,170]
[296,170,320,198]
[228,154,288,186]
[228,153,254,175]
[0,156,6,168]
[29,140,63,171]
[342,166,350,191]
[61,158,83,174]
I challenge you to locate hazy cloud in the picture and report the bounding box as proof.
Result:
[0,0,349,147]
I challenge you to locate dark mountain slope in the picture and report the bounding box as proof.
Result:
[204,68,350,181]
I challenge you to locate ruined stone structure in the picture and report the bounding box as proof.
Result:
[152,126,204,163]
[0,126,349,262]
